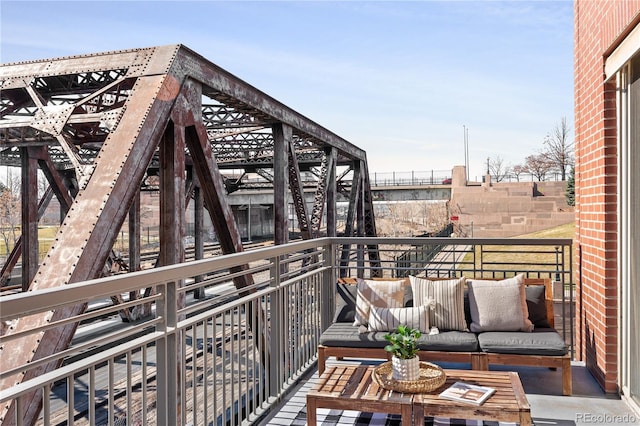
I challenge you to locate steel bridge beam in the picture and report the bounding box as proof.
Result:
[0,71,176,425]
[0,45,376,424]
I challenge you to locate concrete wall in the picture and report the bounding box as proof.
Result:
[41,176,572,242]
[450,174,574,238]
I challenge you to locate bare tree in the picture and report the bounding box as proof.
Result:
[488,155,510,182]
[542,117,574,180]
[512,164,526,182]
[524,154,552,181]
[0,170,21,255]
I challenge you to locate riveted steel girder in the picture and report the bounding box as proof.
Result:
[0,70,178,425]
[0,45,376,424]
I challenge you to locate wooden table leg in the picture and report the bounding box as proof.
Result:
[306,395,317,425]
[519,411,532,426]
[412,402,424,426]
[401,403,413,426]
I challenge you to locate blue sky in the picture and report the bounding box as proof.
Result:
[0,0,574,180]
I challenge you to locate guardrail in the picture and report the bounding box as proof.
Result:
[370,170,451,187]
[0,237,573,425]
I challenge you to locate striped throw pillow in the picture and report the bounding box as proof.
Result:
[367,305,432,332]
[410,276,468,331]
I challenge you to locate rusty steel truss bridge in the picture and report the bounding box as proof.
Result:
[0,45,380,425]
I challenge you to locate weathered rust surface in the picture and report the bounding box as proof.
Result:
[0,44,377,424]
[0,72,177,425]
[272,123,291,245]
[0,142,71,287]
[20,148,38,290]
[310,152,331,236]
[326,148,337,237]
[288,140,311,239]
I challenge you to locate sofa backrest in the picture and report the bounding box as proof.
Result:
[334,276,555,330]
[522,278,554,329]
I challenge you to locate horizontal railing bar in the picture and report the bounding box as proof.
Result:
[480,249,562,254]
[176,286,275,331]
[0,317,162,380]
[0,294,162,345]
[0,331,164,403]
[279,267,327,288]
[1,238,573,320]
[177,268,327,332]
[0,240,329,320]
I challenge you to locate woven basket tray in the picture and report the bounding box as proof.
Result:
[372,361,447,393]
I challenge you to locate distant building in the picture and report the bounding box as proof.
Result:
[574,0,640,410]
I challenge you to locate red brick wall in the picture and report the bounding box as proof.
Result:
[574,0,640,393]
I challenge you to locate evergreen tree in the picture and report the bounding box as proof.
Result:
[565,166,575,206]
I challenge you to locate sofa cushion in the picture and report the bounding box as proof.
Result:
[477,329,568,356]
[334,283,358,323]
[367,304,432,333]
[410,276,468,332]
[319,322,389,348]
[416,331,479,352]
[319,323,478,352]
[468,275,533,332]
[526,285,551,328]
[353,278,407,327]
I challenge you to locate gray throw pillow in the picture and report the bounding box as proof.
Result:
[526,285,551,328]
[334,283,357,323]
[468,275,533,333]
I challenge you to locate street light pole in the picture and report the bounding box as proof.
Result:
[463,125,470,182]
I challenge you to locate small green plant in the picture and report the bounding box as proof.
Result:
[384,324,421,359]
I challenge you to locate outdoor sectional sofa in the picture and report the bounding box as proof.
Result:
[317,276,572,395]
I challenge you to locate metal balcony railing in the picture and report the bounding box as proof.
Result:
[0,237,573,426]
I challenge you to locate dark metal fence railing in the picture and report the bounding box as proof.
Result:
[0,237,573,425]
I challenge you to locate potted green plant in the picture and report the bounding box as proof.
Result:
[384,324,421,381]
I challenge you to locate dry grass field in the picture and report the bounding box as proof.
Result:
[461,222,575,279]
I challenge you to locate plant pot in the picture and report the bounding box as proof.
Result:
[391,355,420,381]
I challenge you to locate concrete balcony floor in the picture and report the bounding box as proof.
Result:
[262,359,639,426]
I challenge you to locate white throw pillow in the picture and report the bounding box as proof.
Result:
[367,303,433,333]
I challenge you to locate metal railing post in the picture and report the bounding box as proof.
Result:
[155,283,169,425]
[166,280,179,424]
[323,241,337,330]
[568,244,575,359]
[269,256,282,399]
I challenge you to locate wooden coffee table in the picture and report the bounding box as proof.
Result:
[412,369,531,426]
[307,366,531,426]
[306,365,414,425]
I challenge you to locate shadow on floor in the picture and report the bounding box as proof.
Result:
[261,359,640,426]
